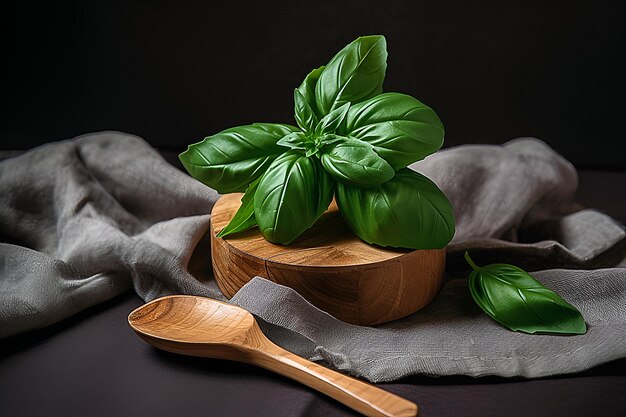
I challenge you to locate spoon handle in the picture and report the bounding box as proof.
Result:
[250,343,418,417]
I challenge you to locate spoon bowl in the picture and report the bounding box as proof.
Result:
[129,295,254,342]
[129,295,418,417]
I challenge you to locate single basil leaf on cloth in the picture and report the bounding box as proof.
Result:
[216,176,262,238]
[315,102,350,135]
[277,131,308,150]
[297,65,325,119]
[465,252,587,335]
[294,89,318,133]
[179,123,299,193]
[315,35,387,115]
[335,168,455,249]
[254,150,334,244]
[320,136,394,187]
[341,92,444,170]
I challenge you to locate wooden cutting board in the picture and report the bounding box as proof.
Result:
[210,193,446,325]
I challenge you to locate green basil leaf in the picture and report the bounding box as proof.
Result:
[305,147,319,158]
[254,151,334,244]
[320,136,394,187]
[294,89,318,133]
[179,123,299,193]
[335,169,455,249]
[464,252,587,335]
[342,92,444,170]
[315,102,350,135]
[277,131,308,150]
[315,35,387,115]
[216,176,262,238]
[318,134,344,147]
[278,132,322,157]
[297,66,325,119]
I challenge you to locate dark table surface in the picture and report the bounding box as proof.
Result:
[1,160,625,417]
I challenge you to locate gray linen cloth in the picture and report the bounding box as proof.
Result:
[1,131,625,381]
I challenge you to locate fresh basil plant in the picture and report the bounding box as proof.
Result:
[180,35,455,248]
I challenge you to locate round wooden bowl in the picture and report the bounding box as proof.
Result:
[210,193,446,325]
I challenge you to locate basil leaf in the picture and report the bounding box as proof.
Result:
[216,176,261,238]
[277,131,308,150]
[294,89,318,133]
[335,169,455,249]
[297,66,325,119]
[305,147,319,158]
[315,102,350,135]
[179,123,299,193]
[318,134,344,147]
[342,92,444,170]
[315,35,387,115]
[254,151,334,244]
[320,136,394,187]
[465,252,587,335]
[278,132,322,157]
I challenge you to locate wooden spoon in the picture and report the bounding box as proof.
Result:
[128,295,418,417]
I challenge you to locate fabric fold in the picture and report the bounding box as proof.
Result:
[232,269,626,381]
[0,132,223,337]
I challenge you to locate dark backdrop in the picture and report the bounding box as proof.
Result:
[2,0,625,169]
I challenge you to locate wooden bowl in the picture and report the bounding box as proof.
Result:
[210,193,446,325]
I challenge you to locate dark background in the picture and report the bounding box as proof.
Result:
[2,0,625,169]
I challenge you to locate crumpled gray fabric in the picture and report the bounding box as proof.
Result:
[0,132,225,338]
[1,131,625,381]
[233,268,626,381]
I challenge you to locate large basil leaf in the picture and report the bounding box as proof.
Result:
[465,252,587,335]
[335,169,455,249]
[315,35,387,115]
[296,66,325,119]
[179,123,299,193]
[320,136,394,187]
[342,92,444,170]
[254,151,334,244]
[294,89,318,133]
[314,102,350,135]
[216,176,261,238]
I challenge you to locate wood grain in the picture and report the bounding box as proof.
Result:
[129,295,418,417]
[210,193,446,325]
